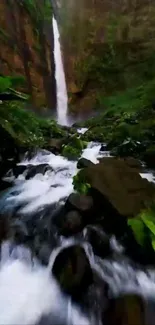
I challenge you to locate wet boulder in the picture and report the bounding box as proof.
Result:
[59,210,83,236]
[13,165,27,178]
[65,193,94,221]
[103,294,145,325]
[52,205,83,236]
[77,158,94,169]
[48,138,64,154]
[25,164,53,180]
[52,245,93,299]
[77,158,155,235]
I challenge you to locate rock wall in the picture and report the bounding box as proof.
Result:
[0,0,56,108]
[56,0,155,115]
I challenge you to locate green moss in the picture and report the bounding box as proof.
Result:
[62,136,87,160]
[73,172,90,194]
[62,145,81,161]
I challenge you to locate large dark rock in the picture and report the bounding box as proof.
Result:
[77,158,94,169]
[52,245,93,299]
[65,193,94,221]
[77,157,155,235]
[103,294,145,325]
[25,164,53,180]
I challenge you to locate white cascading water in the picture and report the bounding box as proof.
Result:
[53,17,68,126]
[1,127,155,325]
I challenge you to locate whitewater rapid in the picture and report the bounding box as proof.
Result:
[0,137,155,325]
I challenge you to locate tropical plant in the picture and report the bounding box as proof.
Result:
[128,204,155,252]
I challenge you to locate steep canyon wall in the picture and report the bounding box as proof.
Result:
[0,0,56,108]
[56,0,155,115]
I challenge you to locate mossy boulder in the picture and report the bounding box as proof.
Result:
[62,136,87,160]
[75,157,155,235]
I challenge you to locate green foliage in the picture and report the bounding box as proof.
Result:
[0,77,12,93]
[128,205,155,252]
[62,145,81,161]
[23,0,52,23]
[128,218,147,247]
[97,79,155,114]
[73,172,90,194]
[0,101,63,147]
[0,75,26,93]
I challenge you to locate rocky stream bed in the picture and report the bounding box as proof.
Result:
[0,126,155,325]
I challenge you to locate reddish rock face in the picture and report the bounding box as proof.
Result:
[0,1,56,108]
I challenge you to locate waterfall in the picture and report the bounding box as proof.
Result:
[52,17,68,126]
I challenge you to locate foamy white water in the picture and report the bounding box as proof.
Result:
[0,242,91,325]
[1,142,155,324]
[53,17,68,126]
[1,144,104,215]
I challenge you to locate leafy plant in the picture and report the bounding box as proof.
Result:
[73,172,90,194]
[0,77,12,93]
[128,205,155,252]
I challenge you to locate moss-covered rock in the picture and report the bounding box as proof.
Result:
[62,136,87,160]
[75,158,155,235]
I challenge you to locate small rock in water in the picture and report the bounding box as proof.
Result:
[11,219,29,244]
[13,165,27,178]
[103,294,145,325]
[37,243,52,266]
[77,158,94,169]
[52,245,93,300]
[25,164,53,180]
[100,144,108,152]
[65,193,94,221]
[47,138,64,154]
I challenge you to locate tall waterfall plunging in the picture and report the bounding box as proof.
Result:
[53,17,68,126]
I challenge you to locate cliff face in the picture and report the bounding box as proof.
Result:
[57,0,155,115]
[0,0,56,108]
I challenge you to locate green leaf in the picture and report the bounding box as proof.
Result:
[141,212,155,236]
[151,236,155,251]
[128,218,146,246]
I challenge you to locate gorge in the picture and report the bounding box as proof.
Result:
[0,1,155,325]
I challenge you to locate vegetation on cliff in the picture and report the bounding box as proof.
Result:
[0,0,56,107]
[59,0,155,115]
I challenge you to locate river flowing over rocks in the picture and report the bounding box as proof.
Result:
[0,129,155,325]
